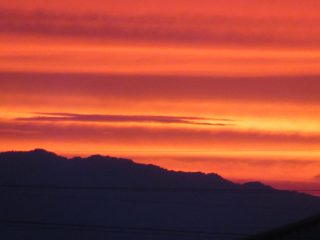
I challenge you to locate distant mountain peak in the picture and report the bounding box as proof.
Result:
[0,148,61,162]
[26,148,60,159]
[31,148,56,155]
[242,181,273,190]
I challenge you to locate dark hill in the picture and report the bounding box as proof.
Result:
[0,149,237,189]
[0,149,319,240]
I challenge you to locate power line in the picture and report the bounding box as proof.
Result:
[1,184,319,193]
[0,219,249,238]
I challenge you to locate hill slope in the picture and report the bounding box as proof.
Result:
[0,149,319,240]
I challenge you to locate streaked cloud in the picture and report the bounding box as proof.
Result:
[1,119,320,148]
[1,72,320,104]
[1,2,320,48]
[0,12,312,47]
[15,112,234,127]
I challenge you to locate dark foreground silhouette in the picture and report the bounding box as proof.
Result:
[0,149,319,240]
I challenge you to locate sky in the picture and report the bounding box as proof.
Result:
[1,0,320,192]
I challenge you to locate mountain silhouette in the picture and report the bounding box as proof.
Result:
[0,149,237,189]
[0,149,320,240]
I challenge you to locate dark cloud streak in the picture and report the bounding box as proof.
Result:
[15,112,234,127]
[1,119,320,146]
[1,72,320,103]
[0,8,320,47]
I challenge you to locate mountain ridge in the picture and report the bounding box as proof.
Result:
[0,148,272,191]
[1,149,320,240]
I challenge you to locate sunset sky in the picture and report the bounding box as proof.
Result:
[1,0,320,191]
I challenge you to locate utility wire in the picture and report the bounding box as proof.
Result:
[0,184,319,193]
[0,219,249,238]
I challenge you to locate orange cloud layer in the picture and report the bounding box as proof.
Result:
[1,39,320,76]
[0,9,320,48]
[2,0,320,18]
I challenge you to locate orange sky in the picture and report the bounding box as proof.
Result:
[1,0,320,191]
